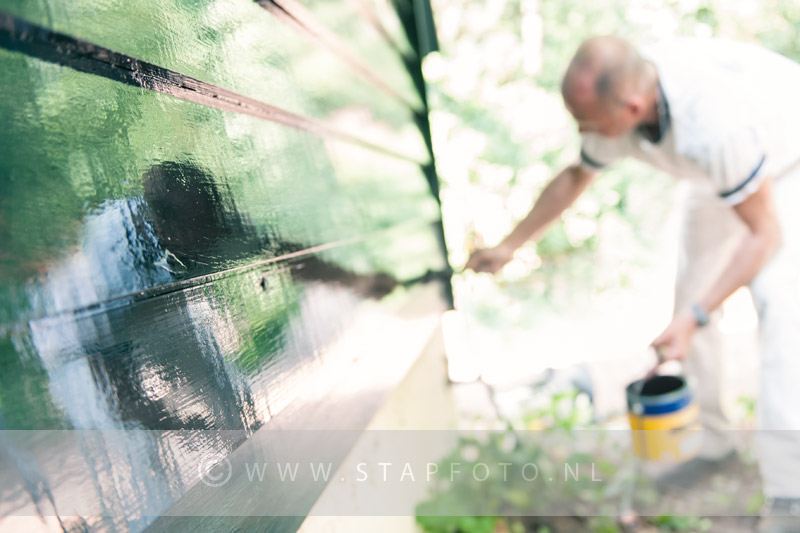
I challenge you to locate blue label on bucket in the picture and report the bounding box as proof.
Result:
[639,394,692,415]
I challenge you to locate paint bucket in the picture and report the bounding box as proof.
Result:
[626,375,701,462]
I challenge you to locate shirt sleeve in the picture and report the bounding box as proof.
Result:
[706,126,767,206]
[578,133,626,171]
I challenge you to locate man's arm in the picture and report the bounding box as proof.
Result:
[698,177,781,314]
[465,163,598,273]
[652,177,782,361]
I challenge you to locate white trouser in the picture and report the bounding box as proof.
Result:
[679,167,800,498]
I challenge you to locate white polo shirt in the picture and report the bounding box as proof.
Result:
[579,38,800,205]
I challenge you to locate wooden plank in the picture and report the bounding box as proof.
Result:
[0,0,447,529]
[1,262,446,528]
[0,49,442,325]
[0,1,428,161]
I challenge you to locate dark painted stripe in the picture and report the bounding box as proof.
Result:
[257,0,419,111]
[580,148,606,169]
[719,154,766,199]
[0,12,423,165]
[0,219,442,332]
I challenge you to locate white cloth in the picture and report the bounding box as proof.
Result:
[673,183,751,461]
[680,168,800,498]
[750,169,800,498]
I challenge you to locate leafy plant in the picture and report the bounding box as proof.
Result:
[652,514,712,532]
[415,387,726,533]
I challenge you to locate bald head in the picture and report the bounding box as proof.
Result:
[561,36,657,137]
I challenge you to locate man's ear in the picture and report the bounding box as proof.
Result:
[625,97,643,118]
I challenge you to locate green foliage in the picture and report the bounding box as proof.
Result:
[737,395,757,421]
[586,516,623,533]
[745,491,766,515]
[523,389,594,431]
[652,514,712,532]
[414,388,631,532]
[414,426,718,533]
[0,335,67,429]
[416,514,500,533]
[414,386,732,533]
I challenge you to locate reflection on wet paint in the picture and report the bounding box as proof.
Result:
[0,0,447,530]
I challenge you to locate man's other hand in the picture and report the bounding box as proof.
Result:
[649,309,698,374]
[464,245,514,274]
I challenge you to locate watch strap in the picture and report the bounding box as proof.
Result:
[691,303,710,327]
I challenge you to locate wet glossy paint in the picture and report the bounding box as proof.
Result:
[0,0,447,530]
[0,14,421,164]
[0,0,429,161]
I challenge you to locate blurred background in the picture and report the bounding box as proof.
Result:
[429,0,799,401]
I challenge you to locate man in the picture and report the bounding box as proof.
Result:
[466,36,800,530]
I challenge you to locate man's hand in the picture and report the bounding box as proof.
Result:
[462,165,596,276]
[649,309,697,373]
[464,245,515,274]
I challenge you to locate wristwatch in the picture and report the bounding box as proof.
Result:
[691,303,710,327]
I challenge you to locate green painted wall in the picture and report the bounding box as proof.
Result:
[0,0,448,529]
